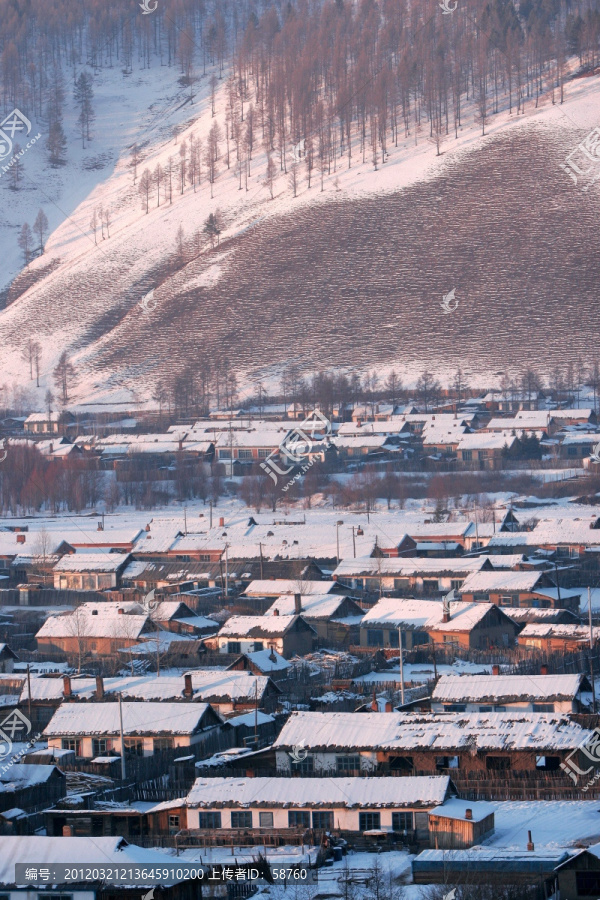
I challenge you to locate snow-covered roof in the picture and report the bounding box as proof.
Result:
[273,710,590,752]
[429,798,495,822]
[36,611,148,640]
[457,433,517,451]
[334,556,486,578]
[459,570,544,593]
[44,701,215,736]
[245,579,338,596]
[241,648,291,672]
[0,836,194,886]
[186,775,451,809]
[184,670,271,701]
[53,553,130,572]
[432,673,586,703]
[361,598,495,632]
[266,593,363,619]
[218,614,315,637]
[0,763,63,790]
[519,623,600,640]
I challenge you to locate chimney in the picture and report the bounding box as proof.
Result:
[294,593,302,615]
[63,675,72,698]
[269,649,277,662]
[62,825,73,837]
[527,830,534,852]
[465,808,473,820]
[384,700,393,713]
[492,664,500,676]
[145,523,151,532]
[219,517,225,527]
[97,521,103,531]
[371,689,378,712]
[540,664,548,675]
[95,676,104,700]
[357,420,362,428]
[183,673,193,699]
[118,608,124,614]
[442,610,450,624]
[16,534,25,544]
[273,608,279,616]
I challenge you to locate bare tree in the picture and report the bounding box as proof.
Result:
[33,208,49,254]
[53,351,75,406]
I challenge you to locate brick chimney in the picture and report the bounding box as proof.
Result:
[219,517,225,527]
[370,689,378,712]
[384,700,393,713]
[527,830,534,852]
[16,534,25,544]
[492,664,500,676]
[540,664,548,675]
[95,676,104,700]
[294,593,302,615]
[63,675,72,698]
[442,610,450,624]
[273,608,279,616]
[465,808,473,820]
[118,608,124,614]
[62,825,73,837]
[183,673,193,699]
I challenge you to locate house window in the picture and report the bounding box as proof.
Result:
[462,450,472,461]
[366,629,384,647]
[450,580,463,591]
[238,450,253,460]
[486,756,511,771]
[253,641,264,652]
[231,811,252,828]
[168,815,180,832]
[259,812,274,828]
[227,641,241,654]
[154,738,174,752]
[479,706,493,712]
[92,738,109,757]
[312,811,334,830]
[288,811,311,828]
[536,756,560,771]
[219,449,232,459]
[435,756,459,769]
[499,596,512,606]
[258,449,270,458]
[446,704,467,712]
[90,641,97,650]
[532,703,554,713]
[388,630,399,648]
[62,738,82,756]
[423,580,438,593]
[37,896,72,900]
[292,755,314,775]
[198,812,222,828]
[123,738,144,757]
[359,812,381,831]
[336,755,361,775]
[392,812,413,832]
[394,578,410,591]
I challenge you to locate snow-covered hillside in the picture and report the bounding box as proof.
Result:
[2,50,600,407]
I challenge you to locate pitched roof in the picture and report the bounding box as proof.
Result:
[218,614,316,637]
[44,701,216,736]
[245,579,338,596]
[361,598,496,632]
[53,553,130,573]
[431,673,585,703]
[334,556,487,578]
[266,594,363,619]
[186,775,451,809]
[273,710,590,752]
[459,570,545,593]
[36,610,148,640]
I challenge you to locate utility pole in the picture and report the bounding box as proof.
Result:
[336,521,343,565]
[118,693,127,781]
[254,679,258,747]
[399,628,405,707]
[259,542,264,579]
[352,526,356,558]
[26,663,32,723]
[209,499,213,529]
[225,543,229,597]
[184,506,187,536]
[590,587,597,713]
[156,621,161,677]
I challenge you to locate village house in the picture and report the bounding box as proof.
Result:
[482,390,542,412]
[334,556,491,596]
[0,763,66,816]
[485,518,600,574]
[52,552,132,590]
[244,578,346,597]
[264,592,365,644]
[458,569,581,611]
[24,411,75,434]
[272,710,593,793]
[227,648,291,680]
[157,774,453,844]
[211,613,317,658]
[332,434,403,460]
[484,411,557,434]
[0,835,198,898]
[44,700,223,759]
[0,643,17,673]
[36,604,154,658]
[455,433,518,469]
[427,798,495,849]
[555,842,600,900]
[559,432,600,460]
[517,622,600,652]
[359,597,517,650]
[430,672,591,713]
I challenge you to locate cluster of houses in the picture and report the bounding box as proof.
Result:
[10,398,600,471]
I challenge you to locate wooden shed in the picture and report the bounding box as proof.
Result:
[428,798,495,849]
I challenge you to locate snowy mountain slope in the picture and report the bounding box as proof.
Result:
[2,56,600,406]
